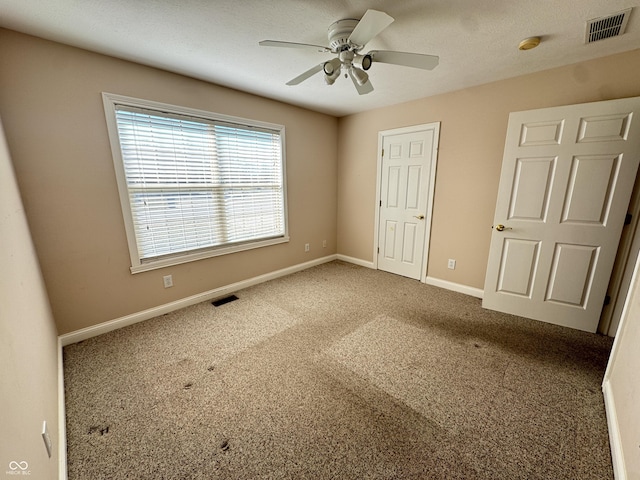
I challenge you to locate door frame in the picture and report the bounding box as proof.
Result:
[373,123,440,283]
[601,169,640,336]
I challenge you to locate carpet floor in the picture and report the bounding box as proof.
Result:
[63,261,614,479]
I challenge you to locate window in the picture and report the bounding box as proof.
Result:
[102,93,288,273]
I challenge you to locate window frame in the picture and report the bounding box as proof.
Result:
[102,92,289,274]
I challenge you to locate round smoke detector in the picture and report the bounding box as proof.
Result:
[518,37,541,51]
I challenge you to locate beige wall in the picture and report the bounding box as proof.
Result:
[0,118,59,478]
[604,254,640,477]
[0,29,338,334]
[337,48,640,290]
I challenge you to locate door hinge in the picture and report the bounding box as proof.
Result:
[625,213,632,225]
[381,148,384,157]
[604,294,611,306]
[377,247,380,254]
[379,200,382,207]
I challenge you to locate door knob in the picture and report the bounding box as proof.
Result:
[414,215,425,220]
[494,224,512,231]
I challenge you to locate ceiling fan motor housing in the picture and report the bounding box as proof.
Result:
[328,19,359,51]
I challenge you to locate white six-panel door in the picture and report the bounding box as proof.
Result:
[483,97,640,333]
[377,126,437,280]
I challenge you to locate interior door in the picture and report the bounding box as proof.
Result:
[483,97,640,333]
[377,127,436,280]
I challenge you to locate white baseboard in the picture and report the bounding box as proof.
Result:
[424,276,484,299]
[334,258,484,300]
[57,338,68,480]
[603,379,626,480]
[336,254,375,269]
[59,255,337,346]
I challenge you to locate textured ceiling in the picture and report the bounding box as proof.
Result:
[1,0,639,116]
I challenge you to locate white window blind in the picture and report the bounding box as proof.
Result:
[105,96,287,271]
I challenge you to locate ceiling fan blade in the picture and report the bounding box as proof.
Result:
[286,63,325,86]
[348,9,394,47]
[348,69,374,95]
[368,50,439,70]
[259,40,330,53]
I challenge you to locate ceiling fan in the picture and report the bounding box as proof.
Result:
[259,9,439,95]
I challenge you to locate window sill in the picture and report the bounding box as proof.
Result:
[130,236,290,274]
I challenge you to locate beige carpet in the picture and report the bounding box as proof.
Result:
[63,261,614,479]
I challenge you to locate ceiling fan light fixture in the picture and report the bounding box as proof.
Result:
[324,74,337,85]
[323,58,341,85]
[350,67,369,86]
[354,54,373,71]
[323,58,341,76]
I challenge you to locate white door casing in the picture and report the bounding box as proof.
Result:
[375,124,439,281]
[483,97,640,333]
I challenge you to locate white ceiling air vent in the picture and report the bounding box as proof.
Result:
[585,8,632,44]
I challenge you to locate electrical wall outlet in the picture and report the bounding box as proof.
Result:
[163,274,173,288]
[42,421,52,458]
[304,243,310,252]
[448,259,456,270]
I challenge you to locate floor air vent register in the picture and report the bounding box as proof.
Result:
[212,294,239,307]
